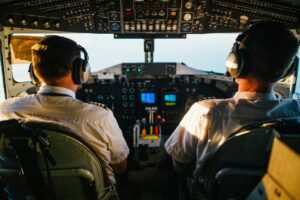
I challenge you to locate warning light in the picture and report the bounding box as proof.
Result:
[170,11,177,16]
[125,10,133,17]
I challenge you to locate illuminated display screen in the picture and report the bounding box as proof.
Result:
[141,92,156,104]
[164,94,176,106]
[164,94,176,102]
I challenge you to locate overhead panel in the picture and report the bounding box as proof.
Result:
[0,0,299,38]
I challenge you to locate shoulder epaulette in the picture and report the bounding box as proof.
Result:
[198,97,217,102]
[89,101,109,110]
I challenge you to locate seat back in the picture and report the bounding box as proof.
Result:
[196,120,300,200]
[0,119,119,200]
[196,125,276,200]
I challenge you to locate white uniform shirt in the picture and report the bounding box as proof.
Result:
[0,85,129,183]
[165,91,300,176]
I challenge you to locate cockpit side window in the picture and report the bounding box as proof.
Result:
[0,39,5,101]
[10,35,43,82]
[294,51,300,99]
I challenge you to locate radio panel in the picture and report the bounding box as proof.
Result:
[123,0,181,34]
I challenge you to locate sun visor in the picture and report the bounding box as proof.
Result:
[9,35,44,64]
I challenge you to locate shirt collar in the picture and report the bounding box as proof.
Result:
[38,85,76,99]
[233,91,277,100]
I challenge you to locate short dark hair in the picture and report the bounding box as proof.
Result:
[31,35,80,82]
[242,21,299,82]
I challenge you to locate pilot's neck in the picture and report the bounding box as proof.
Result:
[41,74,78,93]
[236,78,274,93]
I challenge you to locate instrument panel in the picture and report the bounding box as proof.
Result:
[75,62,292,147]
[75,63,237,197]
[0,0,299,38]
[76,63,235,147]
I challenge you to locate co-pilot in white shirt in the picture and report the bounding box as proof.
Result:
[0,85,129,184]
[165,91,300,177]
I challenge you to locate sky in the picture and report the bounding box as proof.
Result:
[1,33,299,100]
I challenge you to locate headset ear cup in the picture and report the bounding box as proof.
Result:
[81,62,91,84]
[78,58,86,84]
[226,26,253,79]
[225,49,251,78]
[72,45,90,84]
[28,63,39,85]
[72,58,81,84]
[226,40,251,78]
[226,52,239,78]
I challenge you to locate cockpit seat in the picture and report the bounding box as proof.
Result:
[0,119,119,200]
[193,120,300,200]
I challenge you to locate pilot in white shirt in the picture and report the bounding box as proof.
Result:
[0,85,129,183]
[165,91,300,175]
[0,35,129,184]
[165,21,300,178]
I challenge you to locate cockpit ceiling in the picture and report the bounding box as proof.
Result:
[0,0,299,38]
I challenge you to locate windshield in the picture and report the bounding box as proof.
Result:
[11,33,238,82]
[8,33,300,95]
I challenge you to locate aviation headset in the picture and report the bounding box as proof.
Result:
[29,45,91,85]
[225,24,299,79]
